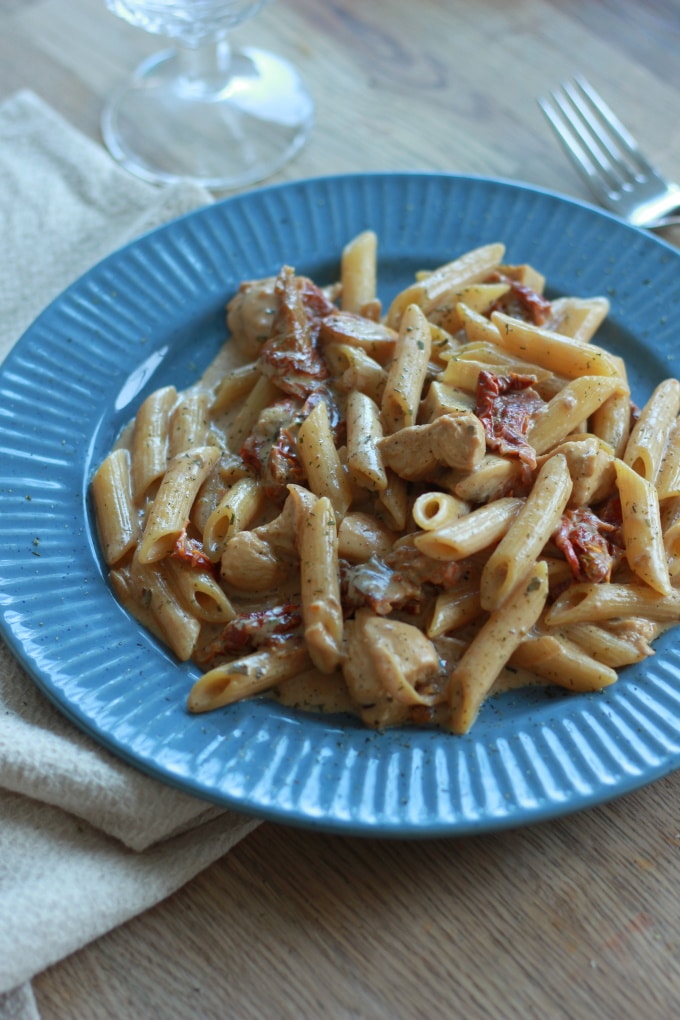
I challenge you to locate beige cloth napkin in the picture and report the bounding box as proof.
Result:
[0,90,260,1019]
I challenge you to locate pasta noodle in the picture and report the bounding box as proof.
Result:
[91,449,141,566]
[138,446,221,564]
[381,303,432,433]
[450,561,549,734]
[92,235,680,736]
[340,229,378,316]
[129,385,177,501]
[296,491,344,674]
[479,453,572,611]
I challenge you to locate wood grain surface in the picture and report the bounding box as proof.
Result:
[1,0,679,1017]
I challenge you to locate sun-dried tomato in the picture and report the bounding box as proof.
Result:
[269,425,307,487]
[554,507,618,583]
[597,494,623,528]
[474,370,544,469]
[258,266,335,398]
[170,529,214,572]
[196,603,303,666]
[487,274,552,325]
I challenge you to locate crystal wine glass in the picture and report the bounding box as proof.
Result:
[101,0,314,190]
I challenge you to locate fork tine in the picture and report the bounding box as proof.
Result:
[549,87,620,187]
[571,76,657,178]
[538,94,612,206]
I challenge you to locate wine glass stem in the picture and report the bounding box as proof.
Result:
[176,35,233,98]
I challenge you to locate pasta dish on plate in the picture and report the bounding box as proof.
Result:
[91,232,680,734]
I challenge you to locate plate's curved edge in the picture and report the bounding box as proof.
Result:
[19,648,680,840]
[10,169,677,343]
[2,170,678,401]
[2,171,680,837]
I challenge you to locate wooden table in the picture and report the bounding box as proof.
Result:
[2,1,680,1017]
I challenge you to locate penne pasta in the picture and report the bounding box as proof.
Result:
[614,459,672,595]
[457,302,503,346]
[91,449,141,566]
[427,583,483,638]
[168,391,210,458]
[297,494,343,673]
[381,303,432,433]
[510,633,617,691]
[419,380,475,422]
[386,243,505,328]
[545,583,680,626]
[549,295,610,343]
[412,491,469,532]
[165,557,236,623]
[661,496,680,563]
[323,343,386,404]
[623,378,680,482]
[210,361,260,415]
[188,643,311,712]
[376,469,409,532]
[443,454,523,505]
[490,312,624,379]
[202,476,265,562]
[109,564,164,644]
[226,372,279,453]
[319,312,397,363]
[297,399,352,516]
[480,454,572,611]
[130,385,177,501]
[450,561,549,734]
[434,283,510,335]
[415,497,524,561]
[340,229,378,314]
[128,553,202,661]
[528,376,624,455]
[655,418,680,500]
[138,445,221,564]
[345,390,388,493]
[589,389,632,458]
[555,622,654,668]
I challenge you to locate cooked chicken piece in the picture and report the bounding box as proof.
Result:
[378,411,486,480]
[226,276,279,358]
[343,609,444,708]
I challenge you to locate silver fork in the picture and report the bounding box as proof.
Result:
[539,76,680,230]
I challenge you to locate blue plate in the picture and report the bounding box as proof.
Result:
[2,172,680,837]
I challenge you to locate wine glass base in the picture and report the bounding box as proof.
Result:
[101,45,314,190]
